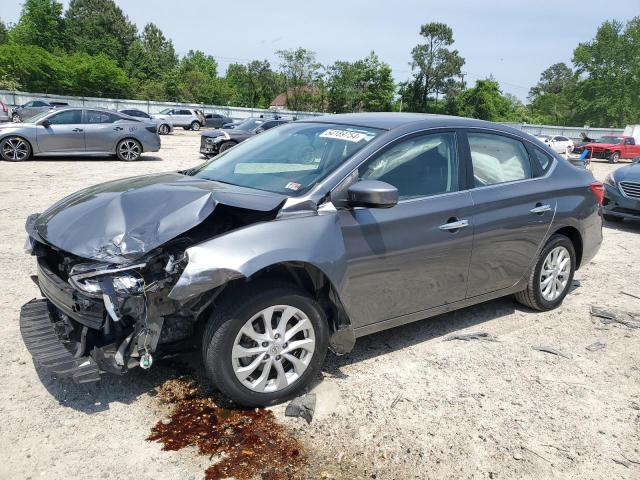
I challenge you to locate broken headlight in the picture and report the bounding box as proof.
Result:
[72,273,144,295]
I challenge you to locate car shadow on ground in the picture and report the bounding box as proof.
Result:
[14,154,163,162]
[603,218,640,233]
[324,296,527,378]
[35,351,203,414]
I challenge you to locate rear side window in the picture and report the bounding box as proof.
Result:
[32,101,47,107]
[360,132,458,200]
[48,110,82,125]
[531,147,553,173]
[468,132,532,187]
[86,111,120,124]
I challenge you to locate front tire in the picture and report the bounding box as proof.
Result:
[609,152,620,163]
[218,141,236,153]
[201,282,329,407]
[0,136,31,161]
[515,234,576,311]
[190,121,201,131]
[12,113,21,123]
[116,138,142,161]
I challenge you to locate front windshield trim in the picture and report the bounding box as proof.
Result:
[193,122,383,196]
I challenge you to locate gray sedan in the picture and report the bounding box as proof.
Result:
[0,107,160,161]
[20,113,603,406]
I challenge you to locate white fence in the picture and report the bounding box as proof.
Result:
[0,90,627,137]
[0,90,323,121]
[501,122,624,139]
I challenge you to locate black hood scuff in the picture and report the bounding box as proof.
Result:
[34,172,286,264]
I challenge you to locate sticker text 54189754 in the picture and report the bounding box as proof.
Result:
[319,129,368,143]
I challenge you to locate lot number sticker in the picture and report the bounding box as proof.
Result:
[320,129,368,143]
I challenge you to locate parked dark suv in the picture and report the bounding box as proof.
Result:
[20,113,602,406]
[200,117,289,157]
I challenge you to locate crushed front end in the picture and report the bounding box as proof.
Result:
[21,215,201,383]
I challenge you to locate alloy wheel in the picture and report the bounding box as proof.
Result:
[118,140,141,161]
[1,137,30,161]
[12,114,21,123]
[539,246,571,301]
[232,305,316,393]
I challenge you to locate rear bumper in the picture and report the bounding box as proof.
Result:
[603,183,640,219]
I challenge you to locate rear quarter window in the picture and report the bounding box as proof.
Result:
[530,147,553,174]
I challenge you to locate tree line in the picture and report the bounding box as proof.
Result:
[0,0,638,127]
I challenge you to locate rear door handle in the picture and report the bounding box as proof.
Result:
[439,219,470,231]
[72,128,83,132]
[113,127,123,131]
[530,204,552,214]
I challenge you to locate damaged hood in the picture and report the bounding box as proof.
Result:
[33,172,287,263]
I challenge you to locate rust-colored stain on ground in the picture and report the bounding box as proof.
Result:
[147,378,306,480]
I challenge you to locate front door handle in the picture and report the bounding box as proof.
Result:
[439,219,470,231]
[530,204,552,214]
[72,128,83,132]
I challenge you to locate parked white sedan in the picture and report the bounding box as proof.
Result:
[536,135,574,154]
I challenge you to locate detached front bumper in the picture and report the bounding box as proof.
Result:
[603,183,640,219]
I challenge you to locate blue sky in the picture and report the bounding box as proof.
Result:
[3,0,639,101]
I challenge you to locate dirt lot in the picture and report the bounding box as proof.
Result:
[1,130,639,480]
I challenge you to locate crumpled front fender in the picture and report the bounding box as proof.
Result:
[168,213,347,302]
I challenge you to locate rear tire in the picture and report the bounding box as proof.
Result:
[218,141,236,153]
[608,152,620,163]
[158,124,170,135]
[116,138,142,161]
[190,121,201,131]
[515,234,576,311]
[201,281,329,407]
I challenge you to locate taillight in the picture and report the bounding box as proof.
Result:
[0,101,7,113]
[589,181,604,205]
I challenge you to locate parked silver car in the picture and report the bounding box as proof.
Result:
[0,107,160,161]
[118,108,174,135]
[12,99,69,122]
[152,108,204,131]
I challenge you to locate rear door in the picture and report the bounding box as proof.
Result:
[337,130,475,327]
[173,109,192,127]
[464,130,554,297]
[83,110,126,153]
[36,109,85,153]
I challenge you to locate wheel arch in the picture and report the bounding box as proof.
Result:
[552,225,583,268]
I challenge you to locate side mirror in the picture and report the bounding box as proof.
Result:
[41,119,51,128]
[347,180,399,209]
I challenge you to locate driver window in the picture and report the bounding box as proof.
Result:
[625,138,635,145]
[359,132,459,200]
[47,110,82,125]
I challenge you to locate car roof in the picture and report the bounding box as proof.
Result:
[297,112,524,135]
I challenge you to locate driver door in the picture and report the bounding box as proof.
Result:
[336,131,475,328]
[36,110,85,153]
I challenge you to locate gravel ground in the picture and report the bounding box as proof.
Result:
[1,131,639,480]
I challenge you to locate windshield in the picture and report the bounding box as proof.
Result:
[158,108,172,114]
[233,118,265,131]
[596,136,622,144]
[28,110,55,123]
[193,122,382,195]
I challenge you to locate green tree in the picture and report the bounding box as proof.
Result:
[0,44,63,92]
[225,60,282,108]
[276,48,324,111]
[527,62,577,125]
[453,78,516,121]
[64,0,137,66]
[571,17,640,127]
[10,0,64,51]
[402,22,465,112]
[63,52,131,97]
[326,52,395,113]
[163,50,221,103]
[0,19,10,45]
[126,23,178,83]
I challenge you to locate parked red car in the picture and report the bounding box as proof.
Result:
[583,135,640,163]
